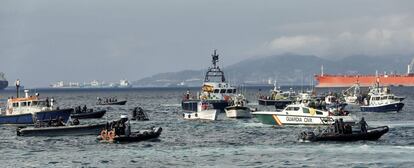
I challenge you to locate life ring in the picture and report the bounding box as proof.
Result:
[107,130,116,140]
[100,130,107,140]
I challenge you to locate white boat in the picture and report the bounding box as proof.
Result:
[225,94,251,118]
[183,101,218,121]
[252,104,354,126]
[343,82,361,104]
[182,50,238,112]
[0,83,72,125]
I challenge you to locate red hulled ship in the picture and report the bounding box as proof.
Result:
[315,61,414,87]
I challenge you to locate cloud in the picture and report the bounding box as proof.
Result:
[263,14,414,57]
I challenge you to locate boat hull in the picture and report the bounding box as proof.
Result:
[97,100,127,105]
[17,124,106,136]
[183,109,218,121]
[300,126,389,142]
[0,108,72,125]
[360,102,404,112]
[182,100,229,112]
[0,113,34,125]
[71,110,106,119]
[315,74,414,88]
[225,106,251,118]
[252,112,354,126]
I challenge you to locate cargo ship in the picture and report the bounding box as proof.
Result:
[0,72,8,90]
[315,61,414,87]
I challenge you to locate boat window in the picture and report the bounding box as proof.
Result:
[388,96,394,99]
[220,89,226,93]
[27,102,31,106]
[13,103,19,107]
[316,110,323,115]
[381,96,387,100]
[233,89,237,93]
[32,101,38,106]
[285,107,300,111]
[302,108,310,113]
[21,102,27,106]
[227,89,233,93]
[214,89,220,93]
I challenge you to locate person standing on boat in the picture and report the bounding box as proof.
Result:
[360,117,368,133]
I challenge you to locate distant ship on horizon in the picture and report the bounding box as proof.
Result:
[0,72,8,90]
[315,58,414,87]
[50,79,132,89]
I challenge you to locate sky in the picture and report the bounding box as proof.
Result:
[1,0,414,87]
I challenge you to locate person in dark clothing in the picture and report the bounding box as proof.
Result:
[338,118,344,134]
[334,119,339,133]
[360,117,368,133]
[132,107,138,119]
[73,118,80,125]
[82,105,87,112]
[56,117,65,126]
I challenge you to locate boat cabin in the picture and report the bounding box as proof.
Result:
[367,94,399,106]
[283,104,327,116]
[4,90,54,115]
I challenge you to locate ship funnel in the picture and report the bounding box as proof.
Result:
[24,89,29,98]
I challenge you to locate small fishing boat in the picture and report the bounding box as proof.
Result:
[96,97,127,105]
[183,101,218,121]
[299,126,389,142]
[258,81,296,108]
[16,123,106,136]
[71,110,106,119]
[0,83,72,125]
[360,80,404,112]
[251,104,354,126]
[225,94,251,118]
[97,100,127,105]
[342,82,361,104]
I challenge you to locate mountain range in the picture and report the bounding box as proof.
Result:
[134,54,413,87]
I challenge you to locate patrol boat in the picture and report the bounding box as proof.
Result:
[360,80,404,112]
[251,104,354,126]
[182,50,237,112]
[0,80,72,125]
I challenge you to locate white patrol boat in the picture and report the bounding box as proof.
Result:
[183,101,218,121]
[182,50,237,112]
[251,104,354,126]
[0,80,72,125]
[225,94,251,118]
[361,80,404,112]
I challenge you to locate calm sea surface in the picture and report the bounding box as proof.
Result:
[0,87,413,167]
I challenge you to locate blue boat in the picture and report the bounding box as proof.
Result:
[0,85,72,125]
[360,80,404,112]
[360,102,404,112]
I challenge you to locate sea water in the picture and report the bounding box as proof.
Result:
[0,87,413,167]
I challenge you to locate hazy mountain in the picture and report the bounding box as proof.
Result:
[134,54,413,87]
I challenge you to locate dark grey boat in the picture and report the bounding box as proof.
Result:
[97,100,127,105]
[98,127,162,143]
[16,124,106,136]
[71,110,107,119]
